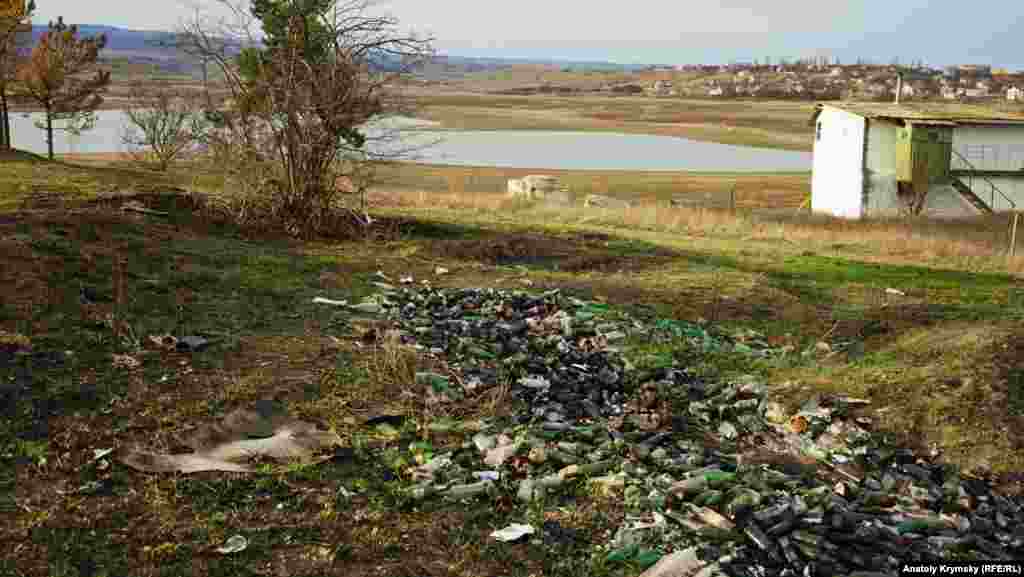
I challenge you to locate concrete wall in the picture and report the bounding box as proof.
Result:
[812,106,866,219]
[864,119,902,216]
[920,184,980,219]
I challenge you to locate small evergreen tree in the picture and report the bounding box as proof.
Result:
[16,16,110,159]
[0,0,35,150]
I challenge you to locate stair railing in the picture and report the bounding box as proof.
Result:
[951,148,1021,259]
[951,148,1016,211]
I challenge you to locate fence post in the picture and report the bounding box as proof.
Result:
[1010,211,1020,260]
[730,183,737,214]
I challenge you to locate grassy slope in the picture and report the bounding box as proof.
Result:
[2,155,1023,576]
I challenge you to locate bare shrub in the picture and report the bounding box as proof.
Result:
[179,0,432,238]
[122,87,210,171]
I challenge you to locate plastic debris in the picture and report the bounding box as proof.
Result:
[490,523,535,543]
[120,401,341,474]
[176,335,209,352]
[312,296,348,307]
[638,547,709,577]
[216,535,248,554]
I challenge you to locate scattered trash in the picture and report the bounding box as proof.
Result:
[120,401,341,474]
[91,448,114,464]
[435,266,449,276]
[638,547,709,577]
[146,334,177,351]
[216,535,248,554]
[416,372,452,394]
[542,519,579,547]
[483,435,520,467]
[490,523,535,543]
[472,433,496,452]
[590,473,627,496]
[764,402,788,424]
[297,284,1024,572]
[312,296,348,307]
[885,288,907,297]
[443,480,495,500]
[400,276,414,284]
[111,354,140,369]
[349,302,383,315]
[606,545,662,569]
[176,336,209,353]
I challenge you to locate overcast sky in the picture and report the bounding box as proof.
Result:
[30,0,1024,69]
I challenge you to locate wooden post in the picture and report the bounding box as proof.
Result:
[730,183,737,214]
[1010,211,1020,260]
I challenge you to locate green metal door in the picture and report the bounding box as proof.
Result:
[899,123,952,192]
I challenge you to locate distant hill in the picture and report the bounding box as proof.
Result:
[29,24,654,77]
[439,54,649,72]
[31,24,180,61]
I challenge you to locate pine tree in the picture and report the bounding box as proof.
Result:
[17,16,110,159]
[0,0,35,149]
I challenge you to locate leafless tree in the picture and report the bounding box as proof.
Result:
[122,86,211,171]
[178,0,433,237]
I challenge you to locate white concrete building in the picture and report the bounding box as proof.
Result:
[811,102,1024,219]
[891,84,916,98]
[1008,86,1022,102]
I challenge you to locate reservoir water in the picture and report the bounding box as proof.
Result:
[9,110,811,172]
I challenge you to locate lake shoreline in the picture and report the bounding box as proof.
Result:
[18,109,812,172]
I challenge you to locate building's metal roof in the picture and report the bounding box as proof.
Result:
[812,102,1024,126]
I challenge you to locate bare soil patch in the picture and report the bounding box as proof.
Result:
[425,231,678,273]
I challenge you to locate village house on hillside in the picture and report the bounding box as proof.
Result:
[810,102,1024,219]
[650,79,675,96]
[942,86,963,100]
[634,63,1020,103]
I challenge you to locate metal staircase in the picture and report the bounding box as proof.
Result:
[950,178,994,214]
[949,149,1016,215]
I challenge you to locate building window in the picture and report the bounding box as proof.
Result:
[816,121,822,141]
